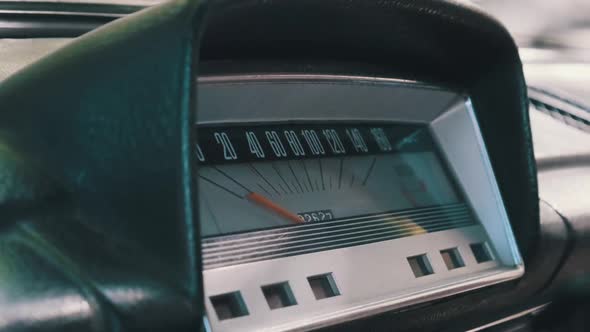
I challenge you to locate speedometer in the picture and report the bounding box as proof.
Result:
[198,123,473,267]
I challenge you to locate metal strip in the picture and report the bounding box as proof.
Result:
[198,74,433,89]
[467,304,549,332]
[203,203,466,243]
[203,204,475,269]
[204,222,475,269]
[203,212,472,254]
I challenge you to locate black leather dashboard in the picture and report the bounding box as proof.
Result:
[0,0,587,331]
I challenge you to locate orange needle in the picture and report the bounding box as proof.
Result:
[246,192,303,224]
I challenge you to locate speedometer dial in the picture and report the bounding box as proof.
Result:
[198,124,472,240]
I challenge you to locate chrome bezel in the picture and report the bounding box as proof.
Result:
[197,74,524,332]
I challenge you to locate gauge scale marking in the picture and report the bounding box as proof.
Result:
[197,123,476,267]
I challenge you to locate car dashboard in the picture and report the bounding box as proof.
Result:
[0,1,588,331]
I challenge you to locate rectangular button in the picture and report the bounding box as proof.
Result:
[210,291,249,320]
[308,273,340,300]
[407,254,434,277]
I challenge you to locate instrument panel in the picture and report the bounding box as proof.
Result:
[197,75,524,332]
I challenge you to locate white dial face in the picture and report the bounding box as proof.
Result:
[200,152,461,236]
[197,124,468,238]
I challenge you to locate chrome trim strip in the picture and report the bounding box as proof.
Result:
[430,100,524,267]
[0,9,127,17]
[198,74,437,90]
[203,315,213,332]
[203,214,472,254]
[467,303,549,332]
[204,215,472,254]
[464,100,523,266]
[204,203,467,245]
[204,222,476,269]
[269,265,526,332]
[0,0,156,5]
[202,204,475,269]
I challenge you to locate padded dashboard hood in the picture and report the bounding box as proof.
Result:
[0,0,537,331]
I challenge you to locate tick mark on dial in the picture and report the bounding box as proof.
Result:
[363,157,377,186]
[199,175,243,199]
[257,183,273,197]
[277,182,288,195]
[338,158,344,190]
[319,159,326,191]
[272,162,294,194]
[213,166,251,193]
[250,163,281,196]
[301,160,314,193]
[287,160,305,193]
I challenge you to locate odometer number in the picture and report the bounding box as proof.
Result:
[297,209,335,223]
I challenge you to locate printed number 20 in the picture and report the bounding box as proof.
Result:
[214,132,237,160]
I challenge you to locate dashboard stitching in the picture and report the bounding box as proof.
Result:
[529,98,590,133]
[529,86,590,114]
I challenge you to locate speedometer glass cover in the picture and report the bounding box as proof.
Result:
[198,124,474,265]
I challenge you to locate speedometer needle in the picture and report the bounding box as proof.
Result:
[246,192,303,224]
